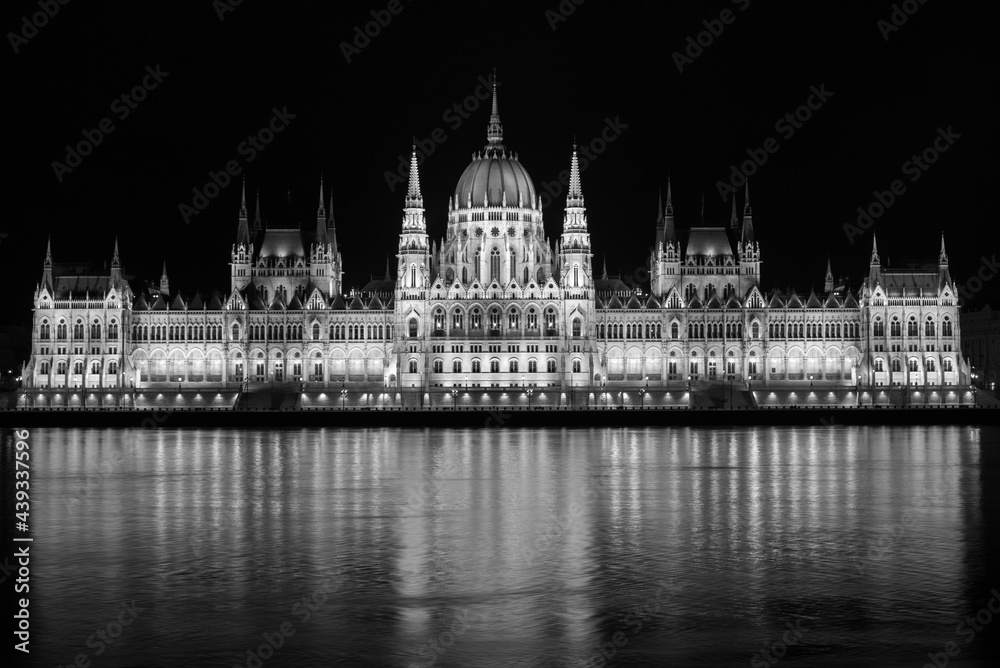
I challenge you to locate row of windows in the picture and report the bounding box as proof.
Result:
[416,358,580,374]
[132,324,224,342]
[38,360,119,375]
[872,357,954,372]
[873,318,953,337]
[768,323,861,339]
[39,322,119,340]
[684,284,738,302]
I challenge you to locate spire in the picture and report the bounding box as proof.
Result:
[486,69,503,149]
[939,232,948,264]
[567,143,584,206]
[110,237,122,284]
[938,232,952,288]
[239,178,248,219]
[602,256,608,280]
[657,188,663,224]
[41,237,53,289]
[385,256,391,280]
[730,193,738,229]
[160,261,170,296]
[700,194,705,224]
[824,257,834,293]
[663,177,676,245]
[741,181,754,247]
[868,233,881,286]
[236,179,251,249]
[314,175,328,249]
[406,143,423,208]
[870,233,880,265]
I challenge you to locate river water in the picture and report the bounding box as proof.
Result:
[6,425,1000,667]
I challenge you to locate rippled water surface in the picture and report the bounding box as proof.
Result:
[7,426,1000,667]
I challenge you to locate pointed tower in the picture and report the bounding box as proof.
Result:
[739,181,761,287]
[868,233,881,286]
[824,257,834,294]
[651,177,680,297]
[397,143,430,292]
[231,181,253,292]
[730,194,739,229]
[110,237,122,286]
[938,232,952,290]
[160,261,170,296]
[558,144,592,287]
[41,237,53,291]
[310,176,337,297]
[486,69,503,154]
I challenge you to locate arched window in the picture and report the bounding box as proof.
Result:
[472,359,481,373]
[453,359,462,373]
[74,320,84,339]
[572,359,581,373]
[907,318,918,337]
[924,318,935,337]
[874,320,885,337]
[890,318,901,337]
[408,359,418,373]
[891,358,901,373]
[108,361,118,374]
[409,319,418,337]
[57,321,67,339]
[547,358,557,372]
[942,318,953,337]
[874,358,884,372]
[752,322,760,338]
[489,248,501,282]
[671,322,678,339]
[943,357,953,372]
[572,318,581,337]
[232,324,240,340]
[39,322,50,339]
[90,320,101,339]
[925,358,936,372]
[509,359,518,373]
[433,359,443,373]
[490,358,500,373]
[410,264,417,287]
[908,358,919,372]
[312,323,320,340]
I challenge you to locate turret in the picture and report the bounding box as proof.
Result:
[558,144,592,290]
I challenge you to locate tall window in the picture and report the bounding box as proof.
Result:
[509,359,518,373]
[890,319,901,337]
[409,360,418,373]
[924,318,935,337]
[472,359,481,373]
[312,323,320,340]
[907,318,918,337]
[528,360,537,373]
[572,318,581,337]
[490,248,500,281]
[547,359,557,372]
[572,359,581,373]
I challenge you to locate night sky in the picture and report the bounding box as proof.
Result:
[4,0,998,328]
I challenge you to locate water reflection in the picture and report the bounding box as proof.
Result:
[13,426,999,667]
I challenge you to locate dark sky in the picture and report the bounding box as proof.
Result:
[3,0,998,327]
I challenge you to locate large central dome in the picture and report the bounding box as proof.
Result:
[453,79,537,209]
[455,152,536,209]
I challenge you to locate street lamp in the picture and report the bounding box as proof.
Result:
[601,375,606,408]
[341,388,348,410]
[639,387,646,409]
[810,374,814,390]
[451,388,459,410]
[526,387,533,409]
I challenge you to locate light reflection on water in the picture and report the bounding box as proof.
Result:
[12,426,1000,667]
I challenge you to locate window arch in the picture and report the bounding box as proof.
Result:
[490,248,501,281]
[509,359,518,373]
[907,317,918,337]
[942,318,953,337]
[891,358,901,373]
[409,319,418,338]
[572,317,581,337]
[232,324,240,340]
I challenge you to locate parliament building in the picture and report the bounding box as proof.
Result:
[23,83,973,409]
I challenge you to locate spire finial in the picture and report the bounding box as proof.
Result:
[487,69,503,148]
[730,193,738,228]
[657,188,663,223]
[939,232,948,262]
[665,175,673,215]
[318,175,326,216]
[744,180,751,213]
[45,236,52,261]
[871,233,880,265]
[113,237,120,262]
[253,189,261,229]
